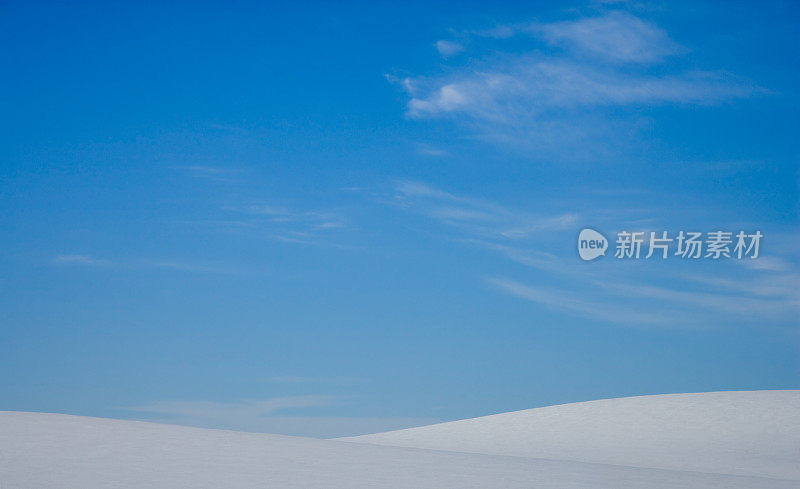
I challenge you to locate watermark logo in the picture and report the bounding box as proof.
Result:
[578,228,608,261]
[578,229,762,261]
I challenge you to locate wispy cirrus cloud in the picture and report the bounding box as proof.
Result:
[170,165,354,248]
[267,375,363,385]
[233,203,348,230]
[174,165,241,183]
[739,255,794,272]
[416,144,449,156]
[600,280,798,320]
[217,201,353,247]
[488,277,691,327]
[388,180,585,274]
[393,180,578,241]
[435,39,464,57]
[389,181,798,330]
[393,10,762,152]
[406,63,753,119]
[533,11,680,63]
[123,396,437,438]
[52,254,112,266]
[52,254,237,274]
[127,396,337,419]
[177,165,232,176]
[489,273,799,329]
[683,271,799,301]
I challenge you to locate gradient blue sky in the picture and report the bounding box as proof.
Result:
[1,0,798,437]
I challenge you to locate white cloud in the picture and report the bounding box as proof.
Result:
[387,180,582,275]
[393,180,578,240]
[462,239,562,271]
[435,40,464,57]
[416,145,448,156]
[406,60,756,120]
[52,254,236,274]
[268,376,363,385]
[223,202,351,246]
[739,256,794,272]
[53,254,111,266]
[683,271,799,301]
[127,396,336,419]
[395,11,762,151]
[388,182,798,330]
[235,204,348,228]
[175,165,240,183]
[600,281,798,319]
[489,275,799,328]
[123,396,437,437]
[488,277,689,326]
[178,165,231,175]
[534,11,679,63]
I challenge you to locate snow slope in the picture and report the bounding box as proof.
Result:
[343,390,800,480]
[1,391,798,488]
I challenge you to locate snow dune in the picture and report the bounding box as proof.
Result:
[0,391,798,488]
[344,390,800,480]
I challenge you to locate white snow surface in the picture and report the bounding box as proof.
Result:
[1,391,798,488]
[343,390,800,480]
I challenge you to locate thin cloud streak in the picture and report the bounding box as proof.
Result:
[488,277,693,327]
[600,281,799,320]
[394,10,763,151]
[52,254,112,266]
[122,396,437,437]
[405,60,758,119]
[268,376,363,385]
[533,11,680,63]
[435,39,464,57]
[52,254,238,274]
[390,182,798,330]
[126,396,338,418]
[221,201,352,247]
[393,180,578,240]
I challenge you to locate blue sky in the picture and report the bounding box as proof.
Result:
[1,0,798,437]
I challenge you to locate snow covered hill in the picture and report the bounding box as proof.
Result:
[1,391,798,488]
[343,390,800,480]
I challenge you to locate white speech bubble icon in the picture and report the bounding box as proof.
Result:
[578,228,608,261]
